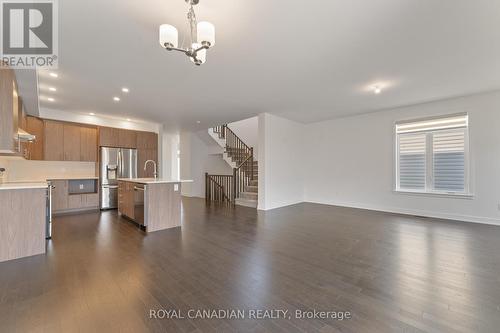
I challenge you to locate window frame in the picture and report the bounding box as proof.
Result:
[394,114,472,198]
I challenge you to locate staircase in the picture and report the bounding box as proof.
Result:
[206,125,258,208]
[235,160,258,208]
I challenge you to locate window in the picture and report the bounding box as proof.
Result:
[395,114,470,195]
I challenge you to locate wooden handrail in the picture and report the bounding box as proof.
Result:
[236,153,253,169]
[205,173,232,203]
[208,124,256,204]
[225,125,251,151]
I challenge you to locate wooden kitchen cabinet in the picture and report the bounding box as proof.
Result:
[51,179,98,213]
[44,119,98,162]
[118,129,137,148]
[138,148,158,178]
[136,131,158,150]
[52,180,68,211]
[0,67,18,153]
[68,194,83,209]
[68,193,99,209]
[26,116,44,160]
[18,100,29,159]
[44,120,64,160]
[118,181,135,219]
[99,127,119,147]
[63,124,81,161]
[137,131,158,178]
[80,126,97,162]
[85,193,99,207]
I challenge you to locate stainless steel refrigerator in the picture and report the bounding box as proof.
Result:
[100,147,137,209]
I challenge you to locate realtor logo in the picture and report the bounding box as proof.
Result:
[1,0,58,68]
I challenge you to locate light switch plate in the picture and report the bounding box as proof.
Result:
[174,184,179,192]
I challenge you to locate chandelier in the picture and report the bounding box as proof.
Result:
[159,0,215,66]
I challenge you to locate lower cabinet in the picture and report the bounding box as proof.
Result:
[52,180,68,211]
[118,181,135,219]
[51,179,99,214]
[68,193,99,210]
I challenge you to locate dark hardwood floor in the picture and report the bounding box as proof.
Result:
[1,198,500,332]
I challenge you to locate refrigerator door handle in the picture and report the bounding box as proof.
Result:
[121,150,124,177]
[117,149,122,178]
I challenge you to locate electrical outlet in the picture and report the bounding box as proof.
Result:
[174,184,179,192]
[79,184,84,190]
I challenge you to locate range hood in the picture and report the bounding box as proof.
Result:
[17,128,36,142]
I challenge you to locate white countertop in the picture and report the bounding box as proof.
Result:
[48,177,98,180]
[0,181,48,190]
[118,178,193,184]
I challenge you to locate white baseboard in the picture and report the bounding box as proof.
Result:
[304,199,500,226]
[257,199,304,211]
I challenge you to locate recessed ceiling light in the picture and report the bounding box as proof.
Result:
[49,72,58,78]
[126,118,131,121]
[113,97,120,102]
[122,87,129,93]
[196,120,201,124]
[49,87,57,92]
[89,112,95,116]
[373,86,382,94]
[47,97,55,102]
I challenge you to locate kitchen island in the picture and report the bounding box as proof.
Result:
[117,178,192,233]
[0,182,48,262]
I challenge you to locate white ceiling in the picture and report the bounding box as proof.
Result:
[33,0,500,130]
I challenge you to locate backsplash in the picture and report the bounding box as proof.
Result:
[0,157,96,182]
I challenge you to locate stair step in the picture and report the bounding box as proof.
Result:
[240,192,258,200]
[245,185,258,193]
[235,198,258,208]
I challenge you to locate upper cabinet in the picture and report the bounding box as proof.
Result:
[3,105,157,163]
[118,129,137,148]
[137,131,158,150]
[98,126,119,147]
[80,127,97,162]
[99,127,137,149]
[0,67,18,153]
[25,116,44,160]
[63,123,81,161]
[44,120,97,162]
[44,120,64,161]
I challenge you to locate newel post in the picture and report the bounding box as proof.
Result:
[232,168,237,203]
[205,172,209,203]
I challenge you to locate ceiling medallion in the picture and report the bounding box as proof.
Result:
[159,0,215,66]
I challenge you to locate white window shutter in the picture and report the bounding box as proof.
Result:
[398,133,426,190]
[432,129,466,192]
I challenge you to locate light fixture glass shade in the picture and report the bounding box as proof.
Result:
[190,43,206,65]
[159,24,178,48]
[197,21,215,47]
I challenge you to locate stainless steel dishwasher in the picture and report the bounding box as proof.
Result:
[133,184,146,226]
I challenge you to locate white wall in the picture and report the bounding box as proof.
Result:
[158,126,180,179]
[258,113,305,210]
[304,91,500,225]
[180,130,232,198]
[228,116,259,160]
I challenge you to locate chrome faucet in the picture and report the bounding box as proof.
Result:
[144,160,158,179]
